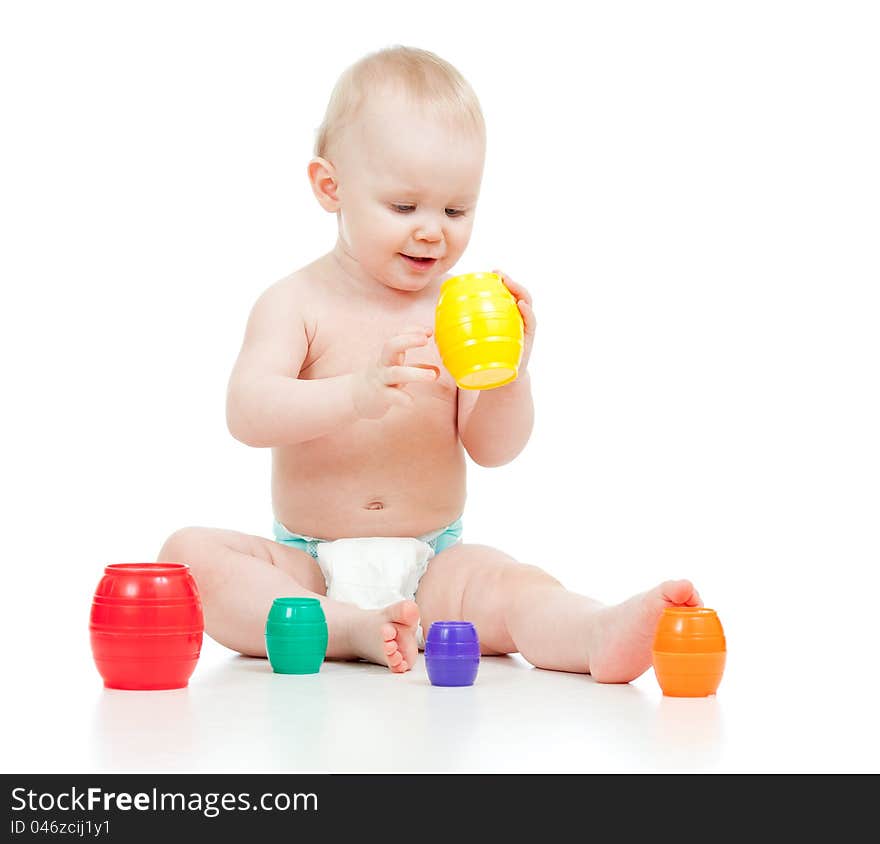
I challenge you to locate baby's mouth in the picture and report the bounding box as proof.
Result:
[399,253,439,270]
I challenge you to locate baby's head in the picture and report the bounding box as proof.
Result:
[309,46,486,292]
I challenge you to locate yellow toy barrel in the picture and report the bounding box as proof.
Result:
[435,272,524,390]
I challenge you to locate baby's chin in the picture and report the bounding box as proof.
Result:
[384,276,436,292]
[380,255,446,291]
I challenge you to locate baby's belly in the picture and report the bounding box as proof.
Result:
[271,414,467,539]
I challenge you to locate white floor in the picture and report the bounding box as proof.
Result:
[5,626,878,774]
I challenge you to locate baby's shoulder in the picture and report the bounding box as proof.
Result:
[252,260,327,313]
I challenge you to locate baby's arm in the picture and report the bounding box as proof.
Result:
[226,284,355,446]
[457,375,534,467]
[456,270,536,466]
[226,284,436,447]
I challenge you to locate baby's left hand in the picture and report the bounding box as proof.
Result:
[494,269,536,373]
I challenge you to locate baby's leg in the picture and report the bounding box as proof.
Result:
[158,527,420,672]
[415,543,700,682]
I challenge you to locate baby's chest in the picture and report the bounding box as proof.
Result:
[305,326,459,432]
[302,315,443,378]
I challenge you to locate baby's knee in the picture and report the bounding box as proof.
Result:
[157,526,226,585]
[158,526,226,596]
[159,526,203,562]
[502,561,562,594]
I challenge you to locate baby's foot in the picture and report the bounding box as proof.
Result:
[350,600,421,673]
[588,580,701,684]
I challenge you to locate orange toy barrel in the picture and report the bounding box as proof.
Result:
[651,607,726,697]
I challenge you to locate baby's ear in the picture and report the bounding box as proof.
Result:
[307,157,340,212]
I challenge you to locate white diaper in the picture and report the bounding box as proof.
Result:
[315,537,435,647]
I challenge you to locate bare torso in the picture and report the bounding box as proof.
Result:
[270,255,466,539]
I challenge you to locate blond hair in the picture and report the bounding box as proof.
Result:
[314,45,485,158]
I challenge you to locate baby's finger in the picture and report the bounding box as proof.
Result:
[381,332,431,363]
[413,363,441,379]
[398,324,433,338]
[518,300,537,334]
[493,269,532,306]
[383,364,440,386]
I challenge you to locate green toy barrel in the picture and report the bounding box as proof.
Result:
[265,597,328,675]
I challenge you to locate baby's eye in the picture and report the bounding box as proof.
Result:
[445,208,466,218]
[392,204,416,213]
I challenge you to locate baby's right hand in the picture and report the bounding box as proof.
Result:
[352,326,440,419]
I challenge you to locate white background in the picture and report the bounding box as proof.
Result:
[2,1,878,773]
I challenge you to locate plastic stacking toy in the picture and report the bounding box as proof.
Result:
[424,621,481,686]
[434,271,524,390]
[265,597,329,675]
[89,563,204,690]
[651,607,726,697]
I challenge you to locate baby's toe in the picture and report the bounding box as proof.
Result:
[661,579,700,606]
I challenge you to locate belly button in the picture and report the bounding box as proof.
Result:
[364,501,384,511]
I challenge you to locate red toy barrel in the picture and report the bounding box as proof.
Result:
[89,563,204,690]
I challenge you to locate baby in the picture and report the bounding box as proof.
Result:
[159,46,701,680]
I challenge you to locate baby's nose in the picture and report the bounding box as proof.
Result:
[415,223,443,242]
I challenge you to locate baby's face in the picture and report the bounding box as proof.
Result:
[332,92,485,292]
